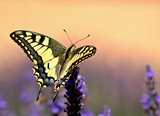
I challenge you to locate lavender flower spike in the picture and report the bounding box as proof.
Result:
[64,67,83,116]
[141,65,160,116]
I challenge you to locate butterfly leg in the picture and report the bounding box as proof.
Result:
[52,81,60,102]
[36,86,43,101]
[53,90,59,102]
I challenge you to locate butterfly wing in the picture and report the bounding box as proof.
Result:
[10,30,66,100]
[55,45,96,91]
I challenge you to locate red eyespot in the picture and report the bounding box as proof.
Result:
[55,81,58,86]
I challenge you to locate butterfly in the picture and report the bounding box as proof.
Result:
[10,30,96,101]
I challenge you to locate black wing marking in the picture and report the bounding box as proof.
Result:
[56,45,96,90]
[69,45,96,71]
[10,30,66,101]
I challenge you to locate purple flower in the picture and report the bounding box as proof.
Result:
[64,67,83,116]
[23,71,35,83]
[81,111,94,116]
[48,100,60,114]
[141,65,160,115]
[155,94,160,104]
[0,95,17,116]
[143,103,150,111]
[141,94,149,104]
[77,77,86,93]
[48,99,65,115]
[56,98,65,108]
[98,106,112,116]
[30,103,45,116]
[50,105,61,114]
[19,91,33,104]
[0,95,8,110]
[140,95,150,111]
[146,65,154,79]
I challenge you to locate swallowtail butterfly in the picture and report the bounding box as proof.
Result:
[10,30,96,101]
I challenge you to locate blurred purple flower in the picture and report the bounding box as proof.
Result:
[81,111,94,116]
[19,91,33,104]
[98,106,112,116]
[0,95,8,110]
[48,98,65,115]
[141,94,149,104]
[23,70,35,83]
[30,102,46,116]
[155,94,160,104]
[146,65,154,79]
[0,95,16,116]
[50,105,60,114]
[140,94,150,110]
[48,99,60,114]
[19,71,47,116]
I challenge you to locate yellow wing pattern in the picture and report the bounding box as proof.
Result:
[10,30,66,101]
[55,45,96,91]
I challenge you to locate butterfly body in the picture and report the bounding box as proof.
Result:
[10,30,96,101]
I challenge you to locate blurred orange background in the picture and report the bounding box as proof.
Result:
[0,0,160,116]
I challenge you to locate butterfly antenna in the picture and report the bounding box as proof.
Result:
[63,29,73,44]
[74,34,90,45]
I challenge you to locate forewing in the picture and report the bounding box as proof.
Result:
[10,30,66,87]
[69,45,96,71]
[57,45,96,89]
